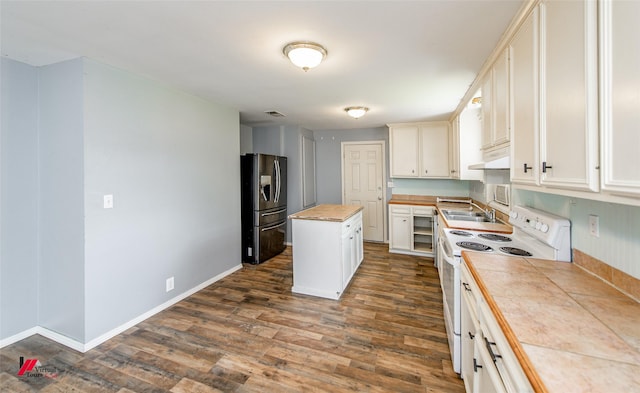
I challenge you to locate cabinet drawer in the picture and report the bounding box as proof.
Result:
[390,205,411,214]
[342,213,361,235]
[412,206,434,215]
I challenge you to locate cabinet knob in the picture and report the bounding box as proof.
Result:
[425,169,428,174]
[542,161,553,173]
[378,196,382,200]
[523,163,533,173]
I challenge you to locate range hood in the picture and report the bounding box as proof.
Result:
[468,155,510,170]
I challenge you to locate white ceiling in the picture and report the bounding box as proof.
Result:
[1,1,524,131]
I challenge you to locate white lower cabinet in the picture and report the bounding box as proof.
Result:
[461,262,533,393]
[292,211,363,300]
[388,204,434,257]
[460,264,479,393]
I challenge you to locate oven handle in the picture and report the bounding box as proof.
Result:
[438,236,456,266]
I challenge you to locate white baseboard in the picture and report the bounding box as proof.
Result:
[0,327,40,349]
[0,264,243,352]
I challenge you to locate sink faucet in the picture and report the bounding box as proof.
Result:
[485,208,496,222]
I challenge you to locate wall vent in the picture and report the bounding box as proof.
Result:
[264,110,286,117]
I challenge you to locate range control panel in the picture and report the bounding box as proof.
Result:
[509,205,571,250]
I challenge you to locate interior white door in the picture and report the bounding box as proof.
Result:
[342,142,385,242]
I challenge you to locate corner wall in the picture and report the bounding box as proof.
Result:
[38,58,86,341]
[0,58,39,339]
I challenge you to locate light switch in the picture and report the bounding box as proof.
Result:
[104,194,114,209]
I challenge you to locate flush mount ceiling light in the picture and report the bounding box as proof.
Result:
[344,106,369,119]
[283,41,327,71]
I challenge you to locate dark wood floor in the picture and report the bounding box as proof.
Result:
[0,242,464,392]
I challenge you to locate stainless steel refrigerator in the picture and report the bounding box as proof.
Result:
[240,154,288,264]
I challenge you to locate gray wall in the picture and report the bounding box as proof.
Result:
[240,124,253,154]
[0,57,241,344]
[38,59,87,340]
[0,58,40,338]
[82,59,241,341]
[313,127,390,204]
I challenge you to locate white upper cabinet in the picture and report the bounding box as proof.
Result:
[510,7,539,186]
[511,0,598,193]
[481,74,493,150]
[600,0,640,198]
[389,125,420,177]
[481,49,510,152]
[493,49,510,147]
[451,105,483,181]
[539,0,599,192]
[420,122,450,177]
[389,122,450,178]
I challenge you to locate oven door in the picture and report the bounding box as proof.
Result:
[438,235,461,373]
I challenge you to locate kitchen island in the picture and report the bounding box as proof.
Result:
[462,251,640,392]
[289,204,364,300]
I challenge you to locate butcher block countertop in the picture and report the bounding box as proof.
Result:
[388,194,513,233]
[288,204,363,222]
[463,252,640,393]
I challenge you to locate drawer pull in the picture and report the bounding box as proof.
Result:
[468,331,475,340]
[473,358,482,372]
[484,337,502,363]
[462,282,472,292]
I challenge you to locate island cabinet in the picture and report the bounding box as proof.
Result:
[289,205,363,300]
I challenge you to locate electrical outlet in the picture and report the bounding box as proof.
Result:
[589,215,599,237]
[166,277,174,292]
[103,194,114,209]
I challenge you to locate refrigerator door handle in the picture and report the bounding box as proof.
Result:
[274,159,281,203]
[261,221,287,232]
[261,208,287,217]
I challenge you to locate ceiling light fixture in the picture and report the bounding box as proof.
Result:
[344,106,369,119]
[283,41,327,71]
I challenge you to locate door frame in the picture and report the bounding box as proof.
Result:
[341,141,388,243]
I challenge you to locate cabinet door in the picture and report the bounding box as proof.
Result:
[473,338,507,393]
[493,49,510,146]
[540,0,599,192]
[510,8,540,186]
[481,74,493,150]
[600,0,640,197]
[450,117,460,179]
[419,123,450,178]
[390,126,419,177]
[341,230,354,288]
[461,291,477,393]
[390,214,411,250]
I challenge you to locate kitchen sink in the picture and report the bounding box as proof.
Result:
[444,214,492,222]
[441,209,485,217]
[441,209,494,222]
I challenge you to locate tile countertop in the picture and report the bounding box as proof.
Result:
[288,204,363,222]
[462,252,640,393]
[388,195,513,233]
